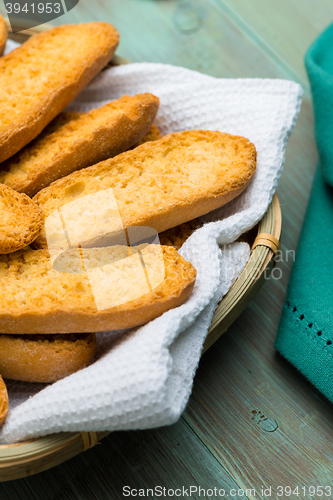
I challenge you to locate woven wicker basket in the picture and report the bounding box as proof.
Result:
[0,25,282,481]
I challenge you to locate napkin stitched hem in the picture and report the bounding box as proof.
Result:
[276,302,333,401]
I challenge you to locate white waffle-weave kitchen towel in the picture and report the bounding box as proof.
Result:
[0,40,302,443]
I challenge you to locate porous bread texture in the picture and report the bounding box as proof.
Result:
[0,184,44,253]
[133,124,162,147]
[37,112,83,138]
[159,219,199,250]
[0,15,7,57]
[33,130,256,249]
[0,22,119,162]
[0,245,196,333]
[0,94,160,197]
[0,376,8,427]
[0,333,97,383]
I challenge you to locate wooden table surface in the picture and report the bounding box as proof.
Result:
[0,1,332,499]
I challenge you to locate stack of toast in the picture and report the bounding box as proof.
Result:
[0,18,257,426]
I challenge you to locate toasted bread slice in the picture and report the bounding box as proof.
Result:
[0,376,8,427]
[33,130,256,249]
[0,184,44,253]
[0,22,119,162]
[32,113,160,146]
[0,15,7,57]
[0,245,196,333]
[0,94,159,196]
[0,333,97,383]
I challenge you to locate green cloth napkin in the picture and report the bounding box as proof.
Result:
[275,23,333,401]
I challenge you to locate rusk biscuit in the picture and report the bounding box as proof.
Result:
[0,184,43,253]
[33,130,256,249]
[0,375,8,427]
[0,94,159,196]
[0,333,97,383]
[0,245,196,333]
[0,22,119,162]
[0,15,7,57]
[133,124,162,147]
[33,114,160,146]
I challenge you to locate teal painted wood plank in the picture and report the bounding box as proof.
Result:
[0,419,247,499]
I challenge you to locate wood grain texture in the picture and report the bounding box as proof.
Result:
[0,0,329,496]
[0,0,290,78]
